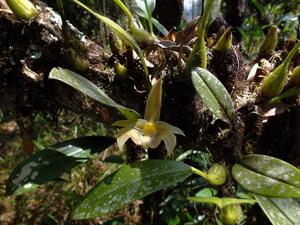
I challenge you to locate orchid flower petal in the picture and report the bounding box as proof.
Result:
[128,128,144,146]
[116,126,144,150]
[116,127,133,150]
[149,136,163,149]
[141,135,153,149]
[162,133,177,156]
[144,78,163,122]
[134,119,148,130]
[155,121,185,136]
[113,119,139,128]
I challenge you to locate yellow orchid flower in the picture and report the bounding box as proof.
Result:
[113,78,185,156]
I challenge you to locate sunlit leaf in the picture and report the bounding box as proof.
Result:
[189,196,256,209]
[72,0,148,76]
[255,194,300,225]
[49,67,140,119]
[6,136,115,195]
[72,160,193,219]
[191,67,235,122]
[232,154,300,198]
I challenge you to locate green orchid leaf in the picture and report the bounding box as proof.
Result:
[185,0,215,70]
[261,41,300,98]
[232,154,300,198]
[216,218,224,225]
[251,0,266,18]
[191,67,235,122]
[103,155,124,164]
[72,160,193,219]
[72,0,148,76]
[6,136,115,195]
[49,67,140,119]
[151,17,168,36]
[269,88,300,104]
[135,8,168,36]
[135,0,156,33]
[255,194,300,225]
[113,0,133,21]
[195,187,217,197]
[188,196,256,209]
[135,0,156,19]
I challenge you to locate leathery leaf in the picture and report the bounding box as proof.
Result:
[191,67,235,122]
[232,154,300,198]
[255,194,300,225]
[49,67,140,119]
[72,160,193,219]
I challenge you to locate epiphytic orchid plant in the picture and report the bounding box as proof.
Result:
[113,78,185,156]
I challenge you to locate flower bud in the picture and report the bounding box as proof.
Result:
[261,41,300,98]
[68,48,89,72]
[214,27,232,52]
[207,164,227,186]
[259,25,278,56]
[219,204,243,225]
[114,62,128,78]
[6,0,38,20]
[290,65,300,86]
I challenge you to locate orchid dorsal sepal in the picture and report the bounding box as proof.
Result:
[144,77,162,122]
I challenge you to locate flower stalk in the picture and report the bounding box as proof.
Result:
[191,164,227,186]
